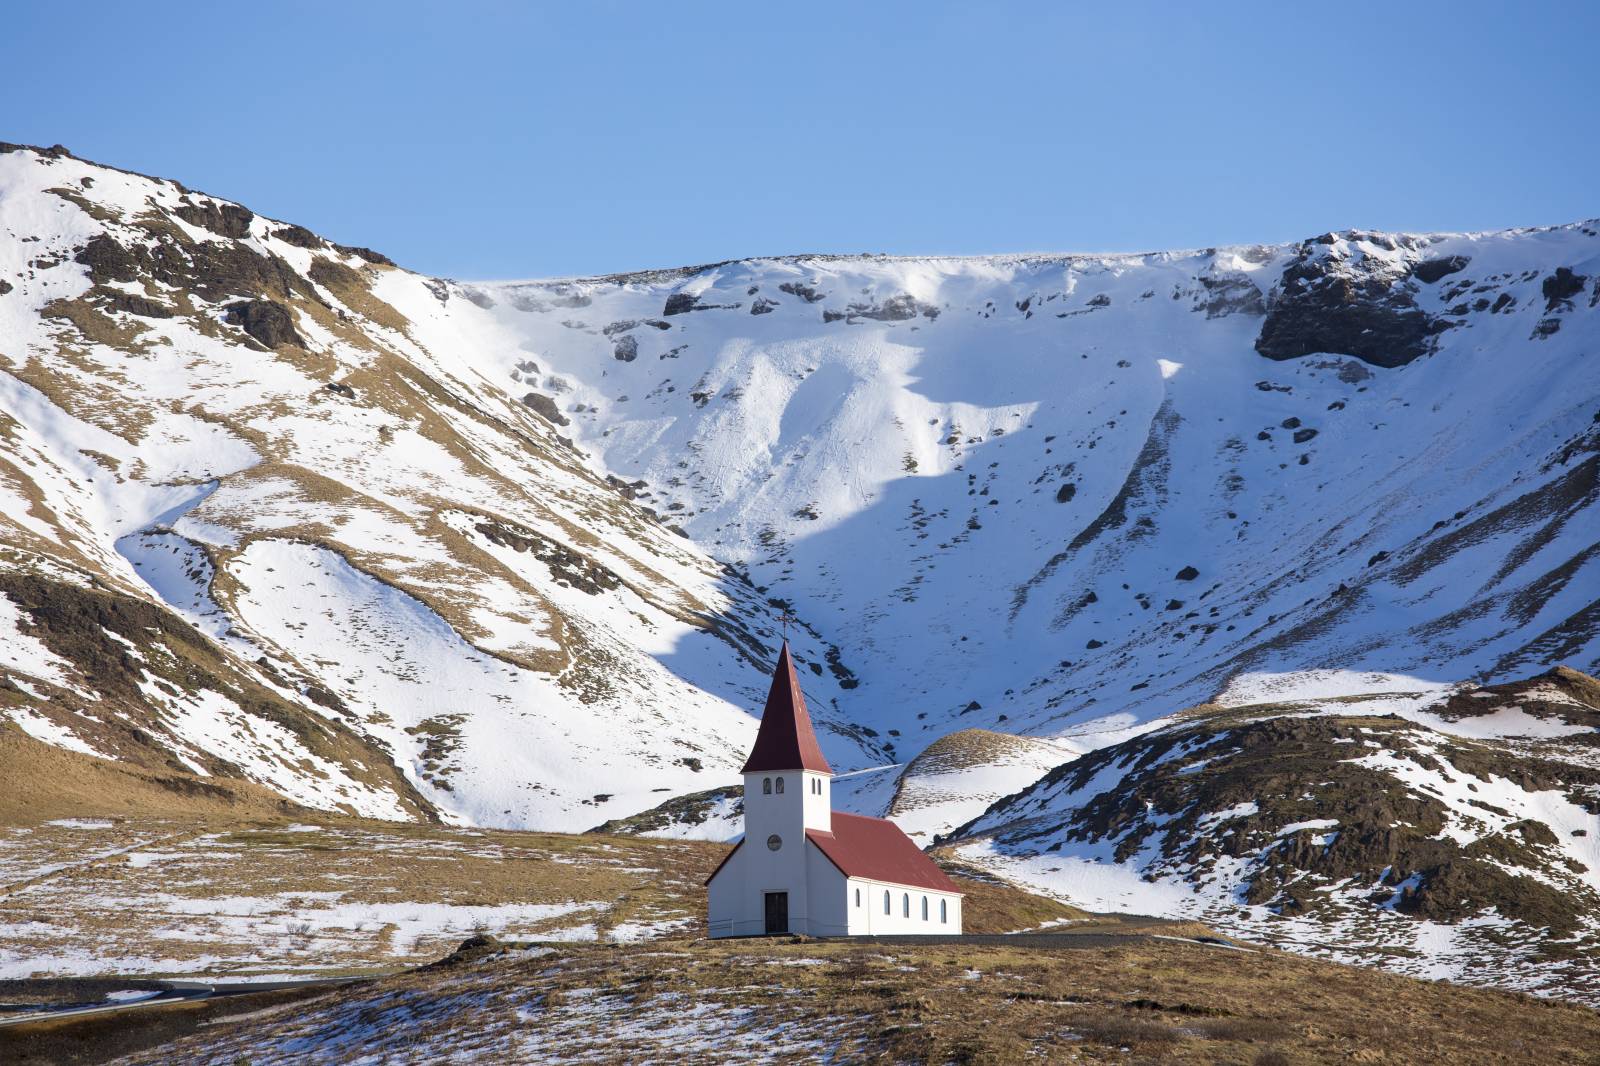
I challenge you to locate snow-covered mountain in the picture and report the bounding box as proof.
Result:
[0,143,881,830]
[460,223,1598,750]
[2,140,1598,988]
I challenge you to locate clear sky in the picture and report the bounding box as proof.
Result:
[6,1,1596,279]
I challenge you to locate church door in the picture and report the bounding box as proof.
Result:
[763,891,788,935]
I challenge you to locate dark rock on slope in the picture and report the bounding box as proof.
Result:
[1413,255,1470,284]
[225,299,303,349]
[174,198,255,239]
[520,391,569,425]
[1544,267,1588,311]
[1256,235,1444,367]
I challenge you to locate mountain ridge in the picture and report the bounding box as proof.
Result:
[2,140,1598,999]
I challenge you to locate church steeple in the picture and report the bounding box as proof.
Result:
[740,642,833,775]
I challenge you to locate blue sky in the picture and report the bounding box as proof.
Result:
[7,2,1595,278]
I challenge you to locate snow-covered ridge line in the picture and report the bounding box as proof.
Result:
[469,217,1600,290]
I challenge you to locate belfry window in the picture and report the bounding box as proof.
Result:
[763,778,771,795]
[775,777,784,794]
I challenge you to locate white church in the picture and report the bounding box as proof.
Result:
[706,643,964,937]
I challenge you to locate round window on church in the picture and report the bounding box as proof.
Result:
[766,834,783,851]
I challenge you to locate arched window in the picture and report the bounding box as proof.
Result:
[921,896,929,921]
[883,890,890,914]
[763,777,771,795]
[940,899,948,923]
[775,777,784,794]
[902,893,910,918]
[854,888,861,907]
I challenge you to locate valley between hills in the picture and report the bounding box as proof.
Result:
[1,139,1598,1060]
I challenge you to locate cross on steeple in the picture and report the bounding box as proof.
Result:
[778,608,793,640]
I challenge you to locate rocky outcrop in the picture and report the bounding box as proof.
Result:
[778,281,826,303]
[225,299,303,348]
[101,291,173,318]
[520,392,569,425]
[335,244,394,267]
[588,784,742,836]
[1412,255,1470,284]
[472,518,623,595]
[1196,273,1266,318]
[77,224,321,306]
[663,293,740,315]
[1256,235,1443,368]
[822,293,940,323]
[173,198,255,239]
[1544,267,1588,311]
[273,224,323,248]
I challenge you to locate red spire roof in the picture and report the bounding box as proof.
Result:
[739,642,833,774]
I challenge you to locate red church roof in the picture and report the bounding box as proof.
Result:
[740,642,833,774]
[806,812,964,894]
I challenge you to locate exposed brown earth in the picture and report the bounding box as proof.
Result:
[57,934,1600,1065]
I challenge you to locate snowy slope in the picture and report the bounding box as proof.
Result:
[450,227,1599,756]
[0,141,1596,844]
[0,144,877,830]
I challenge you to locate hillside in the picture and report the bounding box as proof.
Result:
[2,141,1598,1005]
[948,667,1600,1002]
[0,142,881,832]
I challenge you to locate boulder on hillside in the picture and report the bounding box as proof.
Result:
[1543,267,1588,311]
[102,291,173,318]
[1412,255,1470,284]
[224,299,303,348]
[521,392,569,425]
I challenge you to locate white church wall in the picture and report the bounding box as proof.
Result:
[744,770,831,835]
[710,774,822,937]
[800,770,831,832]
[849,878,963,936]
[706,849,744,939]
[804,851,850,936]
